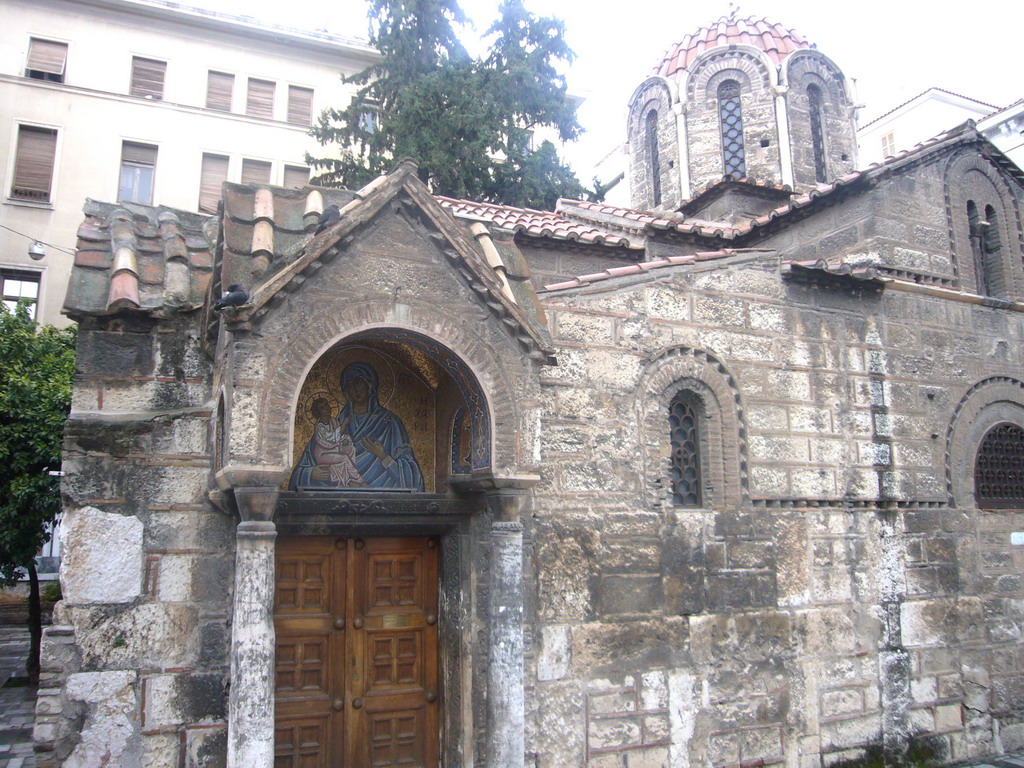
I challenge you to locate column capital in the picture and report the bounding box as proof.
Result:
[215,465,288,522]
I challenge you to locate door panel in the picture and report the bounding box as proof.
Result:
[275,536,438,768]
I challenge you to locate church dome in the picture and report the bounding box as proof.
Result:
[652,15,810,79]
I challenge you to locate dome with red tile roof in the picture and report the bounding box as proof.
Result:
[652,15,810,79]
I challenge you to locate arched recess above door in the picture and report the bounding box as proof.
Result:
[288,329,491,494]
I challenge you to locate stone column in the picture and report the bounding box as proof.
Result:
[227,519,277,768]
[480,478,539,768]
[488,519,525,768]
[218,469,285,768]
[774,85,795,189]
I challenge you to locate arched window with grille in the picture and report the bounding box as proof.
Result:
[807,84,827,183]
[646,109,662,207]
[669,392,703,507]
[718,80,746,178]
[975,422,1024,507]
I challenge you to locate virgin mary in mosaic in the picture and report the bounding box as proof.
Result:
[289,356,427,492]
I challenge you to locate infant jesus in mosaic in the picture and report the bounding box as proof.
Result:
[310,397,366,487]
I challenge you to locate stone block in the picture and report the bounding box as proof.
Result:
[625,745,669,768]
[61,506,143,605]
[64,670,140,768]
[143,673,227,729]
[538,625,571,681]
[78,331,154,377]
[186,726,228,768]
[598,575,663,616]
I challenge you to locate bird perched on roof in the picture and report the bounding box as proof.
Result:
[213,284,249,311]
[315,204,341,235]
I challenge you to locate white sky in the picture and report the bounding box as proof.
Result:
[202,0,1024,180]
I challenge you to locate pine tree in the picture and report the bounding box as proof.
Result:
[309,0,588,208]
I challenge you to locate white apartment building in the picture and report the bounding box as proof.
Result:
[1,0,377,327]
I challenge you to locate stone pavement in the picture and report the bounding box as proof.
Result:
[0,625,35,768]
[0,624,1021,768]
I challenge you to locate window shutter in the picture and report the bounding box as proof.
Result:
[121,142,157,166]
[246,79,275,119]
[199,154,229,214]
[131,57,166,99]
[26,39,67,78]
[283,165,309,189]
[206,71,234,111]
[287,86,313,126]
[11,125,57,201]
[241,159,272,185]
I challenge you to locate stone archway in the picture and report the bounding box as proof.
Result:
[219,330,534,768]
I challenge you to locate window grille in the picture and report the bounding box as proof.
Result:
[10,125,57,202]
[808,85,827,183]
[669,394,702,506]
[287,86,314,126]
[975,423,1024,507]
[206,71,233,111]
[130,57,166,100]
[246,78,275,119]
[646,109,661,207]
[198,153,229,214]
[718,80,746,178]
[25,38,67,82]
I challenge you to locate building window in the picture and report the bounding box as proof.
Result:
[287,86,314,126]
[358,103,379,134]
[206,71,234,111]
[975,422,1024,507]
[967,200,1005,296]
[646,109,661,207]
[198,153,229,214]
[10,125,57,203]
[241,158,272,185]
[669,392,703,507]
[118,142,157,204]
[1,269,41,319]
[25,38,67,83]
[130,57,166,100]
[283,165,309,189]
[881,131,896,158]
[807,84,827,183]
[246,78,275,119]
[718,80,746,178]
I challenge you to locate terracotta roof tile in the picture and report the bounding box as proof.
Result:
[435,196,638,249]
[541,248,770,292]
[64,200,215,317]
[653,15,809,79]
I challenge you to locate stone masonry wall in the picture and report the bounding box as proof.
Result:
[37,313,230,768]
[525,251,1024,767]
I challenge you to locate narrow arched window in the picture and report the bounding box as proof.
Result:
[968,200,994,295]
[646,109,662,207]
[807,84,827,183]
[718,80,746,178]
[984,204,1004,296]
[669,393,702,506]
[975,422,1024,507]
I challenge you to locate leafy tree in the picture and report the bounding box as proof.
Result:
[0,302,75,683]
[309,0,590,208]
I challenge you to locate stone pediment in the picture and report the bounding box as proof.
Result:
[215,159,554,361]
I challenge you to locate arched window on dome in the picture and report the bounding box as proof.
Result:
[718,80,746,178]
[807,84,827,183]
[646,109,662,207]
[669,391,703,507]
[975,422,1024,507]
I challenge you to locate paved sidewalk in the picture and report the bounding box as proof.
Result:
[0,626,35,768]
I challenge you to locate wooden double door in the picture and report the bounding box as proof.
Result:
[274,536,440,767]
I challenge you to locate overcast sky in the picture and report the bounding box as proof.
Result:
[203,0,1024,179]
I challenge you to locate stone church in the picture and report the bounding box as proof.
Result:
[37,14,1024,768]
